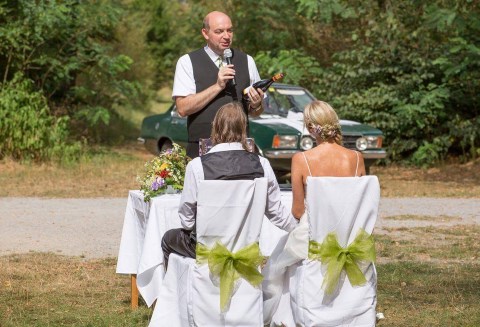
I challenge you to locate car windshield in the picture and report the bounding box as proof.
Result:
[264,86,315,117]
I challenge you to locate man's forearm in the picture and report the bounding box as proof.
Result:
[176,83,224,117]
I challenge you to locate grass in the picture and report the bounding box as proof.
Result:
[0,136,478,325]
[0,254,150,326]
[0,143,152,198]
[377,262,480,326]
[383,214,463,222]
[376,224,480,262]
[370,159,480,198]
[1,145,479,198]
[0,225,478,326]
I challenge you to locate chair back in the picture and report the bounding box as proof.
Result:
[196,178,268,251]
[192,177,268,326]
[306,176,380,245]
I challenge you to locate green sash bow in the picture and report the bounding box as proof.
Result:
[308,228,376,295]
[196,242,264,311]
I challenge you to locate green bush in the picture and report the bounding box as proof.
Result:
[0,74,82,162]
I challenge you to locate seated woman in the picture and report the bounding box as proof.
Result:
[263,100,373,326]
[291,100,366,218]
[161,101,298,268]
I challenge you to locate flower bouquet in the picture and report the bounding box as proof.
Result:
[137,143,191,202]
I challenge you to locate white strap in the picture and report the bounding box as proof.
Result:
[302,152,312,177]
[354,151,359,177]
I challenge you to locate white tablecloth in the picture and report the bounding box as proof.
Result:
[116,190,292,307]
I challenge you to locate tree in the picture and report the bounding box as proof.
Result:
[310,1,480,165]
[0,0,141,147]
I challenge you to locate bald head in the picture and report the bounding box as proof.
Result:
[201,11,233,55]
[203,11,231,30]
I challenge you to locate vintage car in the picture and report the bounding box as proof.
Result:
[139,83,386,175]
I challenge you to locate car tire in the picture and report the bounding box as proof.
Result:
[158,138,173,153]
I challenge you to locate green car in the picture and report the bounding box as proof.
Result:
[139,83,386,175]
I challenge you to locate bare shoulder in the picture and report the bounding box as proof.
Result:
[291,151,305,166]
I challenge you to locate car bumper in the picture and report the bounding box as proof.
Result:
[361,150,387,159]
[264,149,387,160]
[264,149,299,159]
[263,148,387,172]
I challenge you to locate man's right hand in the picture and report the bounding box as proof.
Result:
[217,64,236,89]
[177,65,236,117]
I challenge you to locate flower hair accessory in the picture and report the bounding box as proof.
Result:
[310,123,341,140]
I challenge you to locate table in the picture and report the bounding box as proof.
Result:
[116,190,292,308]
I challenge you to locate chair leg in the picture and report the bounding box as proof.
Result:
[131,274,139,309]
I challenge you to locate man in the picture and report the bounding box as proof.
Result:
[172,11,265,158]
[161,103,297,267]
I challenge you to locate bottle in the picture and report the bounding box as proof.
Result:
[243,73,285,102]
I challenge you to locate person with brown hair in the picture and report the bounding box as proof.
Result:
[291,100,366,219]
[161,102,297,267]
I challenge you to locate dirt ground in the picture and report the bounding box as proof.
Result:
[0,196,478,259]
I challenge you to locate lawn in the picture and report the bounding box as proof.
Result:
[1,225,479,326]
[0,146,479,326]
[0,144,479,198]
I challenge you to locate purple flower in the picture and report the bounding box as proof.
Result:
[156,177,165,188]
[151,181,159,191]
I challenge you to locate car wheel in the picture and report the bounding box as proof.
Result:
[158,138,173,153]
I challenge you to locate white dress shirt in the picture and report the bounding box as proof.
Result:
[172,46,262,99]
[178,142,298,232]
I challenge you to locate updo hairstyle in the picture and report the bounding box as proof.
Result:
[303,100,342,145]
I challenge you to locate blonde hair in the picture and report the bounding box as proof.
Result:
[211,102,249,150]
[304,100,342,145]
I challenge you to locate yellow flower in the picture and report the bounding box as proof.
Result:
[160,162,169,170]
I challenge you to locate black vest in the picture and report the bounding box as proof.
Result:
[188,48,250,142]
[201,150,264,180]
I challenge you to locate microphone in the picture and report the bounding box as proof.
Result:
[223,48,236,86]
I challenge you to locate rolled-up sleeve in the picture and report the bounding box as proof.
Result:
[261,158,298,232]
[178,159,202,230]
[172,54,196,99]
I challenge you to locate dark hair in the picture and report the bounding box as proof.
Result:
[211,102,248,150]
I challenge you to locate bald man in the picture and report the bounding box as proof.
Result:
[172,11,265,158]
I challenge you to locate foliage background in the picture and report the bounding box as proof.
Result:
[1,0,479,166]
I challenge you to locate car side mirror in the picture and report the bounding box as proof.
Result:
[171,106,181,118]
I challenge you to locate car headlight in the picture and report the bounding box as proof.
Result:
[272,135,298,149]
[356,136,382,150]
[300,136,314,150]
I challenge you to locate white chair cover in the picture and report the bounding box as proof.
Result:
[149,178,268,327]
[263,176,380,327]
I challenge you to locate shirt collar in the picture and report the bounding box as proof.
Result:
[204,45,223,64]
[209,142,244,153]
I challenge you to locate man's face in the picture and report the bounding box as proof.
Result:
[202,13,233,55]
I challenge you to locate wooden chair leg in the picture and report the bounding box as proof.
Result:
[131,274,139,309]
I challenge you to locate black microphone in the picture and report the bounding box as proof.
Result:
[223,48,236,86]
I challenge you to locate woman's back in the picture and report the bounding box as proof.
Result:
[290,100,367,219]
[291,142,366,219]
[301,143,363,179]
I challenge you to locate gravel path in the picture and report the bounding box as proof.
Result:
[0,197,478,259]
